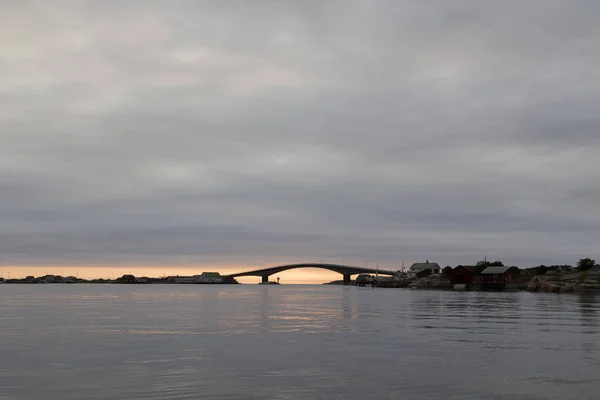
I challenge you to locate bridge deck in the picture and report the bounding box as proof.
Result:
[227,263,396,278]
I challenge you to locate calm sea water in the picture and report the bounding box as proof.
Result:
[0,285,599,400]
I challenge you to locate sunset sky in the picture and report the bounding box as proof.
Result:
[2,1,599,282]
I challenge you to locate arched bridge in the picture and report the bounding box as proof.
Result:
[227,263,396,284]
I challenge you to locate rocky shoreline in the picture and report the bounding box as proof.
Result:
[403,266,600,293]
[408,274,452,290]
[526,266,600,293]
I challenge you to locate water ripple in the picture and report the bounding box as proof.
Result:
[1,285,599,399]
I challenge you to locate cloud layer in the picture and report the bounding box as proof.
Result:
[2,0,600,269]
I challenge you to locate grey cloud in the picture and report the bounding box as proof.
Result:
[1,0,600,270]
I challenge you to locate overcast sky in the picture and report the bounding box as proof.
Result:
[1,0,599,272]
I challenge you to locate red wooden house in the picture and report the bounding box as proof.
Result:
[450,265,478,285]
[481,266,519,290]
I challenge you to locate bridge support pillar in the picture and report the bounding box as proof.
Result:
[343,273,351,285]
[262,275,268,284]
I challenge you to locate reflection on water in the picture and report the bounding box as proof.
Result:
[0,285,599,399]
[578,293,599,327]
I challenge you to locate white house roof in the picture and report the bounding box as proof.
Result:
[410,262,440,271]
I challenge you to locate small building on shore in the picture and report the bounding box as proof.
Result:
[116,274,136,284]
[408,261,440,278]
[36,275,65,283]
[197,272,223,284]
[166,273,226,284]
[167,275,197,283]
[451,265,478,285]
[356,274,374,286]
[221,276,239,284]
[481,266,519,290]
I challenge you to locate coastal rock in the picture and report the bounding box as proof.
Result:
[560,273,580,282]
[539,282,561,293]
[526,275,553,292]
[586,267,600,276]
[559,285,575,293]
[408,274,450,290]
[526,268,600,293]
[580,283,600,290]
[526,276,541,292]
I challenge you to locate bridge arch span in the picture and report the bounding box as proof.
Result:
[227,263,396,284]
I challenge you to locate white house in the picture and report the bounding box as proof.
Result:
[407,260,441,278]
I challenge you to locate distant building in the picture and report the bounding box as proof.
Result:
[116,274,136,284]
[221,276,239,284]
[450,265,479,286]
[167,275,197,284]
[37,275,65,283]
[408,261,440,278]
[197,272,223,284]
[356,274,373,286]
[481,266,519,290]
[165,273,231,284]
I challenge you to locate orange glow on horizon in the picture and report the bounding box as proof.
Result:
[0,265,346,284]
